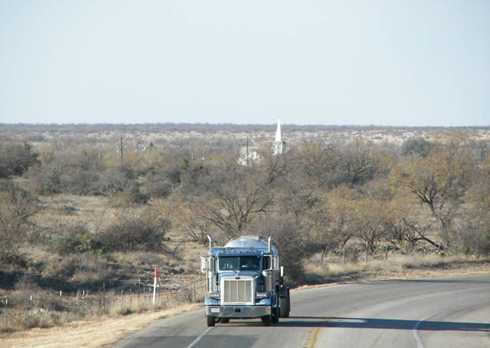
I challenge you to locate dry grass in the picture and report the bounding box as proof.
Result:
[1,192,208,336]
[34,195,115,233]
[0,279,206,335]
[0,303,199,348]
[304,254,490,284]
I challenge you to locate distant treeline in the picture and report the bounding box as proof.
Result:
[1,123,488,136]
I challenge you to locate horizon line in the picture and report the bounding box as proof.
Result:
[1,122,489,129]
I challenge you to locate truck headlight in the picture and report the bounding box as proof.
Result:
[205,297,220,305]
[208,292,220,299]
[256,292,268,299]
[256,297,272,305]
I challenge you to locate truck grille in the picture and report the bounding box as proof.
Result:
[222,279,253,304]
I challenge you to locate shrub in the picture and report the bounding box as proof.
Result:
[142,170,174,198]
[128,183,150,204]
[94,168,134,195]
[51,224,93,255]
[0,142,38,178]
[110,185,149,207]
[0,180,40,262]
[23,309,60,329]
[28,149,103,195]
[27,162,63,194]
[93,210,170,252]
[401,138,433,157]
[42,254,114,288]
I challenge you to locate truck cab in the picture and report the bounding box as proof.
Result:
[201,235,290,327]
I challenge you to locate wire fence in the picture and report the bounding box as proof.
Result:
[0,277,207,333]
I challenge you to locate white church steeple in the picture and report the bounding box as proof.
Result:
[272,119,285,155]
[275,119,282,143]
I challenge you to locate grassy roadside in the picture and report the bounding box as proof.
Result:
[302,254,490,286]
[1,255,489,348]
[0,303,200,348]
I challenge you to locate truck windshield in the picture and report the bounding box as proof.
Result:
[219,256,260,271]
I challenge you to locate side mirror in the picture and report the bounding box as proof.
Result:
[263,256,272,270]
[200,256,208,273]
[209,257,216,272]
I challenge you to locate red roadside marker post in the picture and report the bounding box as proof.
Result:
[153,266,160,305]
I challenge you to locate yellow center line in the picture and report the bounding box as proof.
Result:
[304,327,321,348]
[310,327,321,348]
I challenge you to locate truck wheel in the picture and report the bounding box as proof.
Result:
[261,315,272,326]
[279,296,290,318]
[279,289,290,318]
[206,316,215,327]
[272,308,279,324]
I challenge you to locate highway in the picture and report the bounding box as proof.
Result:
[117,273,490,348]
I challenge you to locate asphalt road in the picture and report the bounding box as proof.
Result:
[117,273,490,348]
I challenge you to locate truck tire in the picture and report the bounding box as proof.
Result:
[261,315,272,326]
[206,316,215,327]
[279,291,290,318]
[272,307,279,324]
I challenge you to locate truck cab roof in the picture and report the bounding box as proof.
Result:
[209,235,278,257]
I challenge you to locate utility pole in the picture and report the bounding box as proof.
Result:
[246,136,249,166]
[120,136,124,167]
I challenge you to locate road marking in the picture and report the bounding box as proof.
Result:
[304,327,320,348]
[412,313,436,348]
[412,319,425,348]
[186,327,212,348]
[309,327,320,348]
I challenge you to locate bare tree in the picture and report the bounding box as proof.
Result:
[194,160,275,238]
[394,141,475,250]
[0,142,38,178]
[0,181,41,261]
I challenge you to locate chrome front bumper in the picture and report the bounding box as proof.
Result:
[206,305,271,318]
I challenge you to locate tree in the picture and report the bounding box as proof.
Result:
[0,142,39,178]
[401,138,433,158]
[336,140,390,187]
[307,187,353,263]
[393,142,475,250]
[384,194,443,253]
[154,194,211,245]
[194,160,275,239]
[250,214,307,283]
[293,141,340,188]
[458,157,490,255]
[0,181,40,262]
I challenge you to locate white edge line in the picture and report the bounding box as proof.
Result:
[412,313,436,348]
[186,327,212,348]
[412,319,425,348]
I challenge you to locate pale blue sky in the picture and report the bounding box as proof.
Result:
[1,0,489,126]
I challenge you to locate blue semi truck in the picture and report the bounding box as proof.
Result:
[201,235,290,326]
